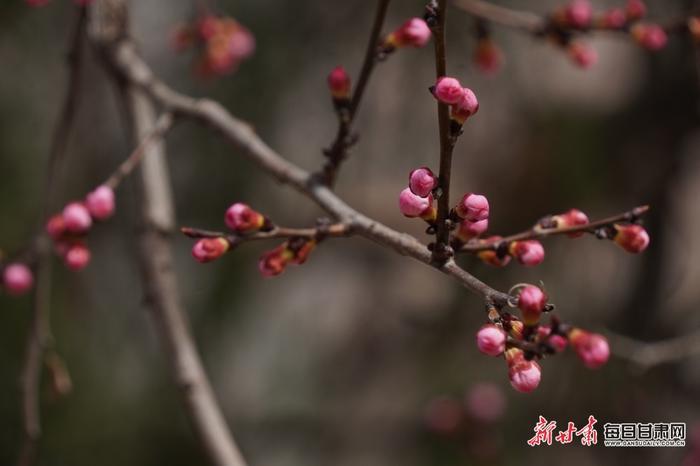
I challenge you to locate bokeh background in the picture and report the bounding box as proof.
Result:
[1,0,700,465]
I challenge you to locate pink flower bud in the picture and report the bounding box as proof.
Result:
[476,324,506,356]
[64,244,91,271]
[46,214,66,240]
[328,66,351,100]
[62,202,92,234]
[474,39,503,75]
[626,0,647,21]
[432,77,464,105]
[614,224,650,253]
[455,193,489,222]
[259,245,293,277]
[85,185,115,221]
[225,203,265,233]
[408,167,437,197]
[387,18,431,48]
[451,88,479,124]
[568,42,598,68]
[549,334,568,352]
[456,218,489,242]
[600,8,627,29]
[399,188,433,218]
[466,383,506,423]
[192,238,230,263]
[3,263,34,296]
[517,285,546,326]
[570,329,610,369]
[553,208,589,238]
[477,236,511,267]
[564,0,592,28]
[509,240,545,267]
[508,359,542,393]
[289,239,316,265]
[632,24,668,51]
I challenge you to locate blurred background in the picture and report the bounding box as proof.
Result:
[1,0,700,464]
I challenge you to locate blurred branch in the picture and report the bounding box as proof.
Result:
[459,205,649,253]
[608,330,700,371]
[17,6,87,466]
[452,0,544,33]
[92,1,248,465]
[320,0,391,186]
[96,35,511,307]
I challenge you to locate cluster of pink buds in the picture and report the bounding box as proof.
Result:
[45,185,116,270]
[430,77,479,125]
[398,167,438,222]
[382,18,432,51]
[172,14,254,77]
[1,262,34,296]
[475,284,610,393]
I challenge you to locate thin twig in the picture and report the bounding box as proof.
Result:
[17,7,87,466]
[431,0,458,264]
[608,329,700,372]
[452,0,544,33]
[181,223,351,243]
[320,0,391,186]
[459,205,649,253]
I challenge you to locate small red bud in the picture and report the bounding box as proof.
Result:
[631,23,668,51]
[509,240,545,267]
[552,208,590,237]
[62,202,92,234]
[192,238,230,263]
[450,88,479,125]
[505,348,541,393]
[408,167,437,198]
[567,42,598,69]
[259,245,294,277]
[2,263,34,296]
[456,218,488,242]
[625,0,647,21]
[327,66,351,100]
[386,18,431,48]
[474,38,503,75]
[399,188,433,218]
[455,193,489,222]
[517,285,547,326]
[563,0,593,29]
[477,236,511,267]
[225,203,266,233]
[85,185,115,221]
[476,324,506,356]
[432,77,465,105]
[46,214,66,240]
[569,329,610,369]
[64,244,91,271]
[599,8,627,29]
[613,224,650,253]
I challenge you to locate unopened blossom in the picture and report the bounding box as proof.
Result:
[563,0,593,29]
[46,214,66,239]
[64,244,91,271]
[456,218,488,242]
[450,88,479,124]
[477,236,511,267]
[328,66,351,100]
[476,324,506,356]
[569,329,610,369]
[613,224,650,253]
[225,203,266,233]
[455,193,489,222]
[62,202,92,234]
[466,383,506,422]
[399,188,433,218]
[506,349,541,393]
[408,167,437,197]
[518,285,547,326]
[631,24,668,51]
[432,77,465,105]
[599,8,627,29]
[85,185,115,221]
[192,238,230,263]
[3,263,34,296]
[509,240,545,267]
[259,245,294,277]
[552,208,590,238]
[385,18,431,48]
[626,0,647,21]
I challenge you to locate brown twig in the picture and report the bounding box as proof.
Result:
[453,0,544,33]
[608,329,700,372]
[17,7,87,466]
[430,0,460,265]
[98,36,511,307]
[320,0,391,186]
[459,205,649,253]
[181,223,351,244]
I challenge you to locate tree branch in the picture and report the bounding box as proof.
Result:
[320,0,391,186]
[181,223,351,244]
[459,205,649,253]
[608,329,700,372]
[97,36,511,307]
[17,7,87,466]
